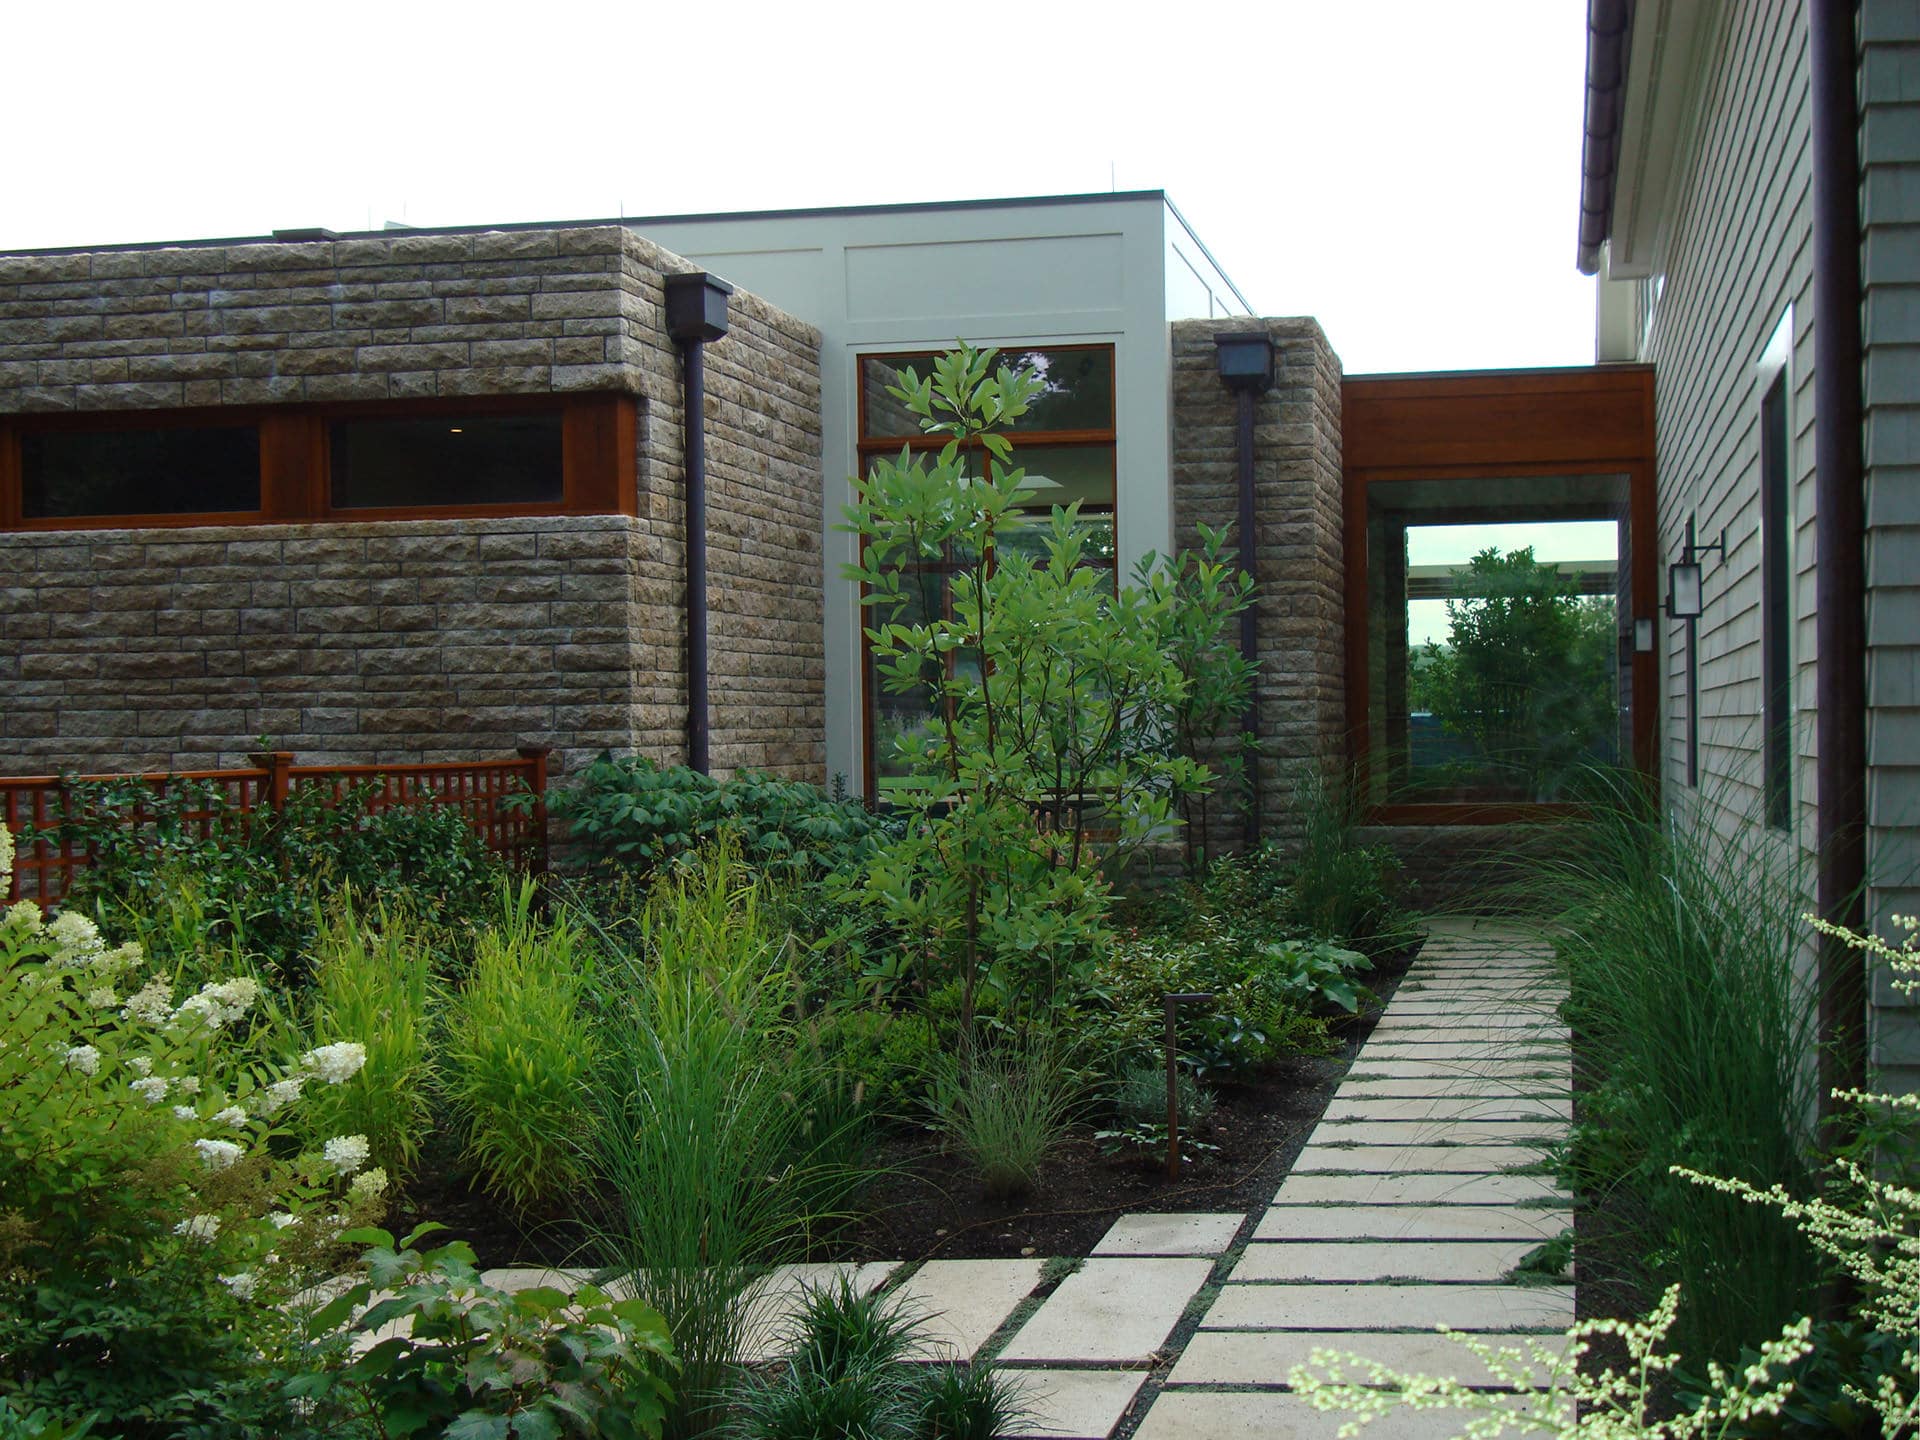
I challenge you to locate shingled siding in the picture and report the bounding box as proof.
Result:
[1169,317,1345,858]
[0,225,825,785]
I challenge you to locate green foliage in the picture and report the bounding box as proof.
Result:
[1282,768,1418,953]
[1413,545,1618,798]
[35,775,505,985]
[442,881,598,1218]
[1144,523,1258,873]
[548,756,885,883]
[589,845,869,1437]
[1531,772,1819,1364]
[1674,1320,1915,1440]
[817,1007,943,1117]
[301,898,438,1182]
[0,1401,96,1440]
[1111,1062,1216,1130]
[924,1039,1082,1201]
[1077,931,1337,1083]
[0,847,389,1437]
[726,1278,1027,1440]
[842,343,1246,1037]
[293,1224,675,1440]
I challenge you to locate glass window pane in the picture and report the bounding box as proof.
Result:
[329,413,563,510]
[21,425,260,518]
[1004,444,1114,510]
[1001,347,1114,434]
[1367,475,1630,806]
[861,356,930,440]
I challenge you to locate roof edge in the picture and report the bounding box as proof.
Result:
[1577,0,1636,275]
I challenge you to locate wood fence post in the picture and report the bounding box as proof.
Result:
[248,751,295,812]
[516,745,552,873]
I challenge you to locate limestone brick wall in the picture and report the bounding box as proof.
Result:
[1169,318,1346,858]
[0,224,825,785]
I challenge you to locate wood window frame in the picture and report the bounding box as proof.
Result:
[1342,365,1660,826]
[854,342,1120,798]
[0,392,637,532]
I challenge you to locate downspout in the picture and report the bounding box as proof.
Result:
[1809,0,1867,1142]
[664,272,734,776]
[1214,331,1278,846]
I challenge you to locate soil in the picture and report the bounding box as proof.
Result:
[392,935,1425,1270]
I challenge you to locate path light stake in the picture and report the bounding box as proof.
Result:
[1163,992,1215,1178]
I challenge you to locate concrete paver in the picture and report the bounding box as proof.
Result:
[1320,1093,1569,1122]
[1308,1118,1563,1146]
[1134,1391,1533,1440]
[1292,1143,1550,1174]
[997,1369,1147,1439]
[1253,1204,1571,1242]
[887,1258,1044,1360]
[1231,1239,1541,1283]
[1167,1328,1570,1387]
[1090,1212,1242,1256]
[1273,1171,1566,1206]
[998,1257,1213,1364]
[1201,1281,1574,1331]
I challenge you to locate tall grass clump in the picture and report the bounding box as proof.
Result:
[302,897,437,1181]
[1284,766,1417,953]
[591,844,868,1437]
[926,1038,1081,1201]
[441,878,598,1217]
[1532,770,1819,1362]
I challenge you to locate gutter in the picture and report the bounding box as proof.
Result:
[1809,0,1868,1142]
[1577,0,1635,276]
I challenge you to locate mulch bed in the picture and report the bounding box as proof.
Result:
[393,934,1424,1270]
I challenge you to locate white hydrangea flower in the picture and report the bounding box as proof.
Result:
[46,910,98,953]
[267,1211,299,1230]
[4,899,42,934]
[127,1054,153,1077]
[83,986,117,1009]
[254,1076,304,1116]
[63,1044,100,1076]
[212,1106,248,1129]
[172,1105,196,1120]
[218,1270,257,1301]
[347,1167,389,1204]
[195,1138,244,1171]
[131,1076,170,1105]
[176,1076,200,1095]
[323,1134,370,1176]
[174,1213,220,1243]
[302,1042,367,1086]
[0,824,13,885]
[121,979,173,1025]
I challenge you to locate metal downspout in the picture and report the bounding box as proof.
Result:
[1810,0,1868,1141]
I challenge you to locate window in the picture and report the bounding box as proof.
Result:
[1761,370,1791,829]
[328,412,564,511]
[1,395,635,530]
[857,344,1117,794]
[21,423,260,520]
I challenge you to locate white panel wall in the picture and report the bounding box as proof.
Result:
[631,195,1250,793]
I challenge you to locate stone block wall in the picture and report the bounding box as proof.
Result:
[0,225,825,786]
[1169,318,1346,858]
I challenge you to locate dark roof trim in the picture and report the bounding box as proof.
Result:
[0,189,1174,259]
[1577,0,1635,276]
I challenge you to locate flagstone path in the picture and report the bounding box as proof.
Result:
[470,918,1572,1438]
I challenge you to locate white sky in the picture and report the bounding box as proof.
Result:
[1,0,1596,376]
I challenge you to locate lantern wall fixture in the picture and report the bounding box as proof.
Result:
[1666,521,1726,620]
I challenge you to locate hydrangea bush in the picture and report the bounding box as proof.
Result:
[0,825,387,1432]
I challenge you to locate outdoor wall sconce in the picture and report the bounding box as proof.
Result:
[1634,617,1655,652]
[1214,331,1277,393]
[1665,525,1725,620]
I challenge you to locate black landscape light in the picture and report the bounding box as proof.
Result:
[664,271,733,343]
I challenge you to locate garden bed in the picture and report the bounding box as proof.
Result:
[396,933,1425,1271]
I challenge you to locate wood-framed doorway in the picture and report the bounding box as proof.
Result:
[1342,365,1659,825]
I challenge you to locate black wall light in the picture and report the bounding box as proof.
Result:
[1666,514,1725,786]
[1214,331,1277,843]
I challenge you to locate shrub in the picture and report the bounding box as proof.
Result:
[727,1277,1027,1440]
[0,830,389,1435]
[1282,767,1417,952]
[38,775,505,985]
[925,1038,1081,1201]
[299,897,438,1182]
[1111,1062,1215,1130]
[550,755,884,882]
[817,1006,943,1117]
[442,880,598,1216]
[290,1224,675,1440]
[591,845,868,1437]
[1077,931,1334,1083]
[1532,773,1818,1363]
